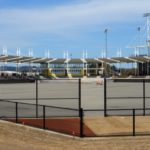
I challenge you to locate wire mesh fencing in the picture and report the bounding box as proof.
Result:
[83,108,150,137]
[0,100,16,119]
[38,79,80,109]
[0,79,82,136]
[2,78,150,137]
[0,79,81,115]
[104,78,150,116]
[0,82,36,102]
[0,99,82,137]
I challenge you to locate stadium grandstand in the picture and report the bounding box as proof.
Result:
[0,54,150,78]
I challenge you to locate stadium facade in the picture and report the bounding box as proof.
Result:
[0,54,150,78]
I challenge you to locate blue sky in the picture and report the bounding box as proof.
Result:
[0,0,150,58]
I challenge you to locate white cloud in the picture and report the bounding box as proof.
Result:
[0,0,149,49]
[0,0,149,33]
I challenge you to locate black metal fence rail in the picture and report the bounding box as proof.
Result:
[0,99,79,117]
[2,78,150,137]
[0,78,81,118]
[104,78,150,117]
[0,78,83,137]
[0,99,83,137]
[83,108,150,137]
[2,98,150,138]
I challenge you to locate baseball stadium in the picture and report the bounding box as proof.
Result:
[1,13,150,139]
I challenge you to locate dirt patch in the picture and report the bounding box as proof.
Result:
[84,116,150,136]
[7,117,95,136]
[85,116,132,136]
[1,120,150,150]
[6,116,150,137]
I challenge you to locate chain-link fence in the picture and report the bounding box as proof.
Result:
[104,78,150,116]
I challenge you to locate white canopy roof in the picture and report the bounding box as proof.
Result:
[0,55,150,64]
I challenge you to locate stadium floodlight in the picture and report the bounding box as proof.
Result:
[143,13,150,55]
[104,28,108,58]
[143,13,150,39]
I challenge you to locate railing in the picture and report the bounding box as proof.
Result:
[104,78,150,117]
[0,99,83,137]
[0,78,83,137]
[83,108,150,137]
[0,78,81,117]
[1,78,150,137]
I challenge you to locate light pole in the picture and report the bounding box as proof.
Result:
[104,29,108,58]
[143,13,150,56]
[104,29,108,76]
[137,27,141,55]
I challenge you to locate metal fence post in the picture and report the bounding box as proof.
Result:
[104,78,107,117]
[16,102,18,123]
[79,78,81,115]
[79,108,84,138]
[133,109,135,136]
[43,105,46,129]
[36,79,38,118]
[143,80,145,116]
